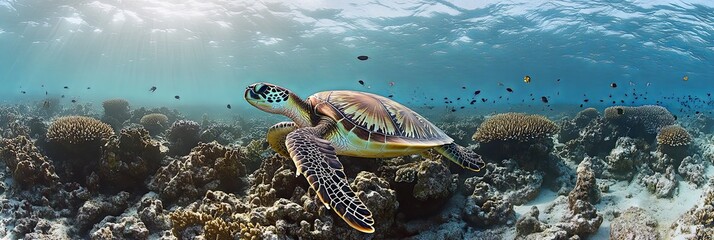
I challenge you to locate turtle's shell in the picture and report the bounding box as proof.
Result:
[307,91,453,146]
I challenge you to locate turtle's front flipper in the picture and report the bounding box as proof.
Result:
[434,143,485,172]
[267,121,298,158]
[285,126,375,233]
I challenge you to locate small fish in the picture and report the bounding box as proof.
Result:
[389,81,395,86]
[71,99,77,103]
[87,87,91,89]
[498,82,504,86]
[388,94,394,98]
[474,90,481,95]
[461,86,466,89]
[683,75,689,81]
[506,88,513,93]
[556,79,560,82]
[579,104,583,108]
[358,80,365,85]
[541,96,548,103]
[523,75,531,83]
[45,91,48,95]
[616,108,624,115]
[226,104,231,109]
[646,82,651,87]
[149,86,157,92]
[63,86,68,89]
[610,82,617,88]
[20,91,26,94]
[61,95,65,98]
[357,55,369,61]
[174,95,180,100]
[583,99,589,102]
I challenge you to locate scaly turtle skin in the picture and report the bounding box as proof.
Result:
[245,82,485,233]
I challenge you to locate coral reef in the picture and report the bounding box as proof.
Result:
[379,157,456,218]
[46,116,114,145]
[670,185,714,239]
[567,158,600,209]
[98,128,163,191]
[101,98,131,130]
[465,159,543,205]
[657,125,693,161]
[148,142,247,204]
[678,154,706,186]
[657,125,692,147]
[604,105,676,136]
[139,113,169,136]
[436,115,484,146]
[166,120,201,156]
[609,207,658,240]
[573,108,600,128]
[0,136,59,188]
[462,179,515,227]
[472,113,559,143]
[639,166,677,198]
[604,137,649,180]
[76,192,131,232]
[45,116,115,181]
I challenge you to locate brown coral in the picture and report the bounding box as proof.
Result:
[140,113,169,135]
[604,105,675,134]
[99,128,163,191]
[149,142,247,204]
[102,99,130,118]
[169,191,252,239]
[472,113,558,143]
[0,135,59,188]
[46,116,114,145]
[573,108,599,128]
[657,125,692,147]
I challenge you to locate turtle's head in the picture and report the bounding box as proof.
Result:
[244,82,295,114]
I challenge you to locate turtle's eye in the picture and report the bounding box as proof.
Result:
[254,84,268,94]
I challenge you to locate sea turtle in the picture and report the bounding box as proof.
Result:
[244,82,485,233]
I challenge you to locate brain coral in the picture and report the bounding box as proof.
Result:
[46,116,115,144]
[657,125,692,147]
[604,105,675,134]
[472,113,559,143]
[140,113,169,135]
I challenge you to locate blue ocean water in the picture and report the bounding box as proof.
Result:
[1,0,712,116]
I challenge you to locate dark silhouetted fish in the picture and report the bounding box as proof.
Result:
[150,86,157,92]
[358,80,365,85]
[71,99,77,103]
[541,96,548,103]
[388,95,393,98]
[357,55,369,61]
[63,86,68,89]
[20,91,26,94]
[474,90,481,95]
[226,104,231,109]
[87,87,91,89]
[506,88,513,92]
[610,82,617,88]
[174,95,180,100]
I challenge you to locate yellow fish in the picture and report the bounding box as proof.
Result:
[683,75,689,81]
[523,75,531,83]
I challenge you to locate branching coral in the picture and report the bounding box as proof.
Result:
[139,113,169,135]
[46,116,114,145]
[472,113,558,143]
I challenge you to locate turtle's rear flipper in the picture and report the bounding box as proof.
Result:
[435,143,485,172]
[286,127,375,233]
[267,121,298,158]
